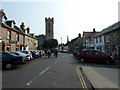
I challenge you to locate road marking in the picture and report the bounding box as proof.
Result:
[27,67,50,86]
[76,66,88,90]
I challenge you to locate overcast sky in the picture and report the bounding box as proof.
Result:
[1,0,119,44]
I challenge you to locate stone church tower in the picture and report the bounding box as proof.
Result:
[45,17,54,39]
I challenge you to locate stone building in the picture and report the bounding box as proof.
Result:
[1,20,24,52]
[0,9,37,52]
[96,21,120,59]
[83,28,100,49]
[20,22,37,51]
[66,33,83,53]
[45,17,54,39]
[35,34,46,50]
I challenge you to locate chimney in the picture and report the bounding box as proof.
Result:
[78,33,81,38]
[26,27,30,34]
[93,28,96,33]
[20,22,25,32]
[30,33,34,37]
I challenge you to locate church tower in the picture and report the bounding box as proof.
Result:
[45,17,54,39]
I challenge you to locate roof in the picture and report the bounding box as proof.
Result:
[99,21,120,36]
[83,31,100,38]
[2,23,37,40]
[2,23,24,35]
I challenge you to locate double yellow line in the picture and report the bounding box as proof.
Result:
[76,66,88,90]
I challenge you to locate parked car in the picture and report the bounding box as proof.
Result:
[30,50,39,58]
[18,50,33,60]
[73,50,81,56]
[36,50,41,56]
[0,52,24,70]
[59,50,68,53]
[76,49,115,64]
[10,51,28,63]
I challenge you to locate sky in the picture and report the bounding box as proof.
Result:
[1,0,120,44]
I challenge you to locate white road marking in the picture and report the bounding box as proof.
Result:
[54,60,59,65]
[26,67,50,86]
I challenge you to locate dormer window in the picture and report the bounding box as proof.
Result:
[5,20,16,28]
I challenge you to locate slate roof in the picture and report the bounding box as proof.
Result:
[2,23,24,35]
[2,23,37,39]
[99,21,120,36]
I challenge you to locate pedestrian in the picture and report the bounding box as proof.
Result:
[54,49,58,57]
[40,50,45,58]
[48,50,51,58]
[113,48,117,59]
[44,49,48,58]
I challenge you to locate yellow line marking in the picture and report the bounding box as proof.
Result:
[76,66,88,90]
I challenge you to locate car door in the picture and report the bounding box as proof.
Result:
[1,53,10,65]
[83,50,94,62]
[93,51,105,62]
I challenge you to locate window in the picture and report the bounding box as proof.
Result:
[16,34,19,41]
[96,38,98,43]
[85,50,94,55]
[100,36,102,42]
[16,46,19,51]
[94,51,101,56]
[6,45,11,52]
[7,31,11,39]
[106,36,109,42]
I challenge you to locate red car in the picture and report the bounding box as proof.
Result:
[76,49,115,64]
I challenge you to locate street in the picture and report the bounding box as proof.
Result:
[2,53,119,89]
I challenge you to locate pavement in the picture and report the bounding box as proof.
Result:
[81,66,119,89]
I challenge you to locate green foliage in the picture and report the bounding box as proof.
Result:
[42,39,58,49]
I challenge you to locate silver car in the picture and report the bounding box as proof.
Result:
[18,50,33,60]
[10,51,28,63]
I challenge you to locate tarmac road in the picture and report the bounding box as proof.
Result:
[2,53,85,88]
[2,53,118,89]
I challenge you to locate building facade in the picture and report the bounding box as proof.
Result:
[83,28,100,49]
[94,35,105,52]
[19,22,37,51]
[0,9,37,52]
[67,33,83,53]
[96,21,120,59]
[35,34,46,50]
[1,20,24,52]
[45,17,54,39]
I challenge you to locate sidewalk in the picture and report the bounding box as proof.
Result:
[81,66,119,89]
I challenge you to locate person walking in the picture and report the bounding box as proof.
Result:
[48,50,51,58]
[54,49,58,57]
[113,48,117,60]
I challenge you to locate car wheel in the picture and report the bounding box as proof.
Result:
[105,60,111,64]
[5,63,13,70]
[80,58,85,63]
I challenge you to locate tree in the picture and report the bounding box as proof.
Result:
[42,39,58,49]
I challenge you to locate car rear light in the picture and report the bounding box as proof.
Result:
[26,55,30,57]
[22,58,24,61]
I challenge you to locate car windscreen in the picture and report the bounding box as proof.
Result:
[7,52,18,56]
[22,51,29,54]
